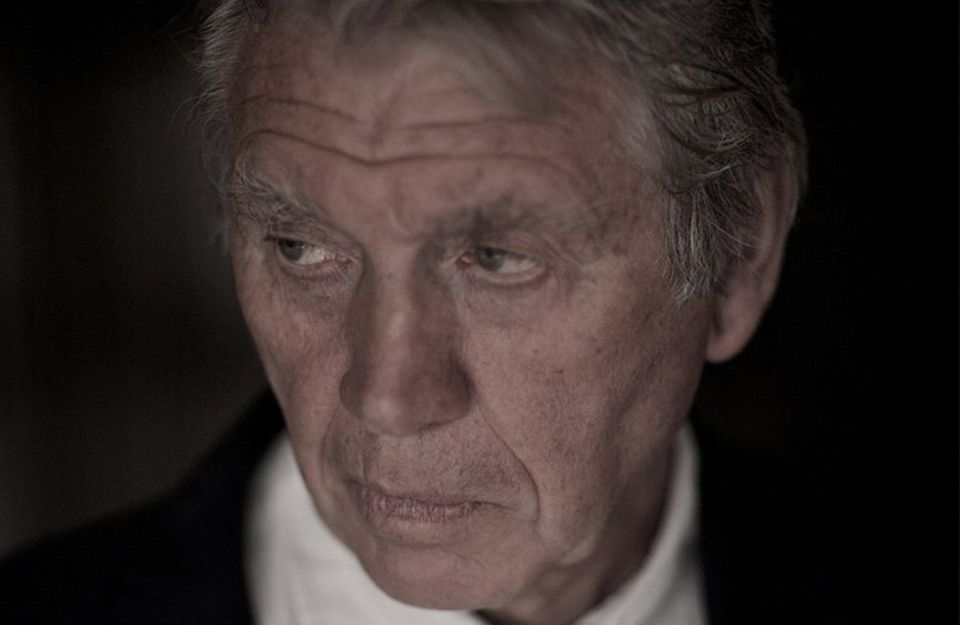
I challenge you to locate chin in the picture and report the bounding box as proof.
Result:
[357,544,520,611]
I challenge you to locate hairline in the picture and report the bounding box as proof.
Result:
[197,0,807,301]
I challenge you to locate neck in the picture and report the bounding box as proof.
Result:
[477,450,674,625]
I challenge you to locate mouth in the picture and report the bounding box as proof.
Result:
[358,484,482,524]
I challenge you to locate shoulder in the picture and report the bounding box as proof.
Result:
[0,392,284,625]
[0,503,192,625]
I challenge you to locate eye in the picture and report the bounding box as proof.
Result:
[277,238,307,262]
[271,237,344,267]
[458,245,541,281]
[473,246,533,273]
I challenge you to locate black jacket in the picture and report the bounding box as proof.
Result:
[0,393,861,624]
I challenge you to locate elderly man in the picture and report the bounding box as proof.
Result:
[2,1,815,624]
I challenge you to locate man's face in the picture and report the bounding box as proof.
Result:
[229,9,712,616]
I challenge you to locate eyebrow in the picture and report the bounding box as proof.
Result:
[227,162,336,231]
[441,197,583,239]
[227,160,616,250]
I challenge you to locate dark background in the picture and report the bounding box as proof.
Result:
[0,1,956,620]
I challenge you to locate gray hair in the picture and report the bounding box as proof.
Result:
[196,0,806,299]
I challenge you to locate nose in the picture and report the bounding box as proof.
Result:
[339,266,471,437]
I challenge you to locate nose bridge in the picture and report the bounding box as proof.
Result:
[340,261,470,436]
[363,268,434,375]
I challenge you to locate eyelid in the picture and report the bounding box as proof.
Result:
[262,215,361,257]
[269,236,337,264]
[233,189,357,254]
[456,243,548,287]
[263,233,357,283]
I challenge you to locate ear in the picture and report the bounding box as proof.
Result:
[706,161,796,363]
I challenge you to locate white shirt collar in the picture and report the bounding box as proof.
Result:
[245,428,705,625]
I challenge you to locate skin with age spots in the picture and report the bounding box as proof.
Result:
[226,7,746,625]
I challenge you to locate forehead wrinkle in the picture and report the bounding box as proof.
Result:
[237,93,575,144]
[234,93,362,125]
[238,56,599,140]
[389,116,573,139]
[237,128,582,184]
[235,57,598,157]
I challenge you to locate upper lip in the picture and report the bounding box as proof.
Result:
[353,480,480,507]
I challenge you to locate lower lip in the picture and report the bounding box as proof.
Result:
[348,483,494,545]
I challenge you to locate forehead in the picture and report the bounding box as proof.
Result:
[230,6,633,189]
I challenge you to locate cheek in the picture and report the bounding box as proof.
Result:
[231,234,346,450]
[462,336,626,555]
[460,277,706,551]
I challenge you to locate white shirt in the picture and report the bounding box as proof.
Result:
[245,429,706,625]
